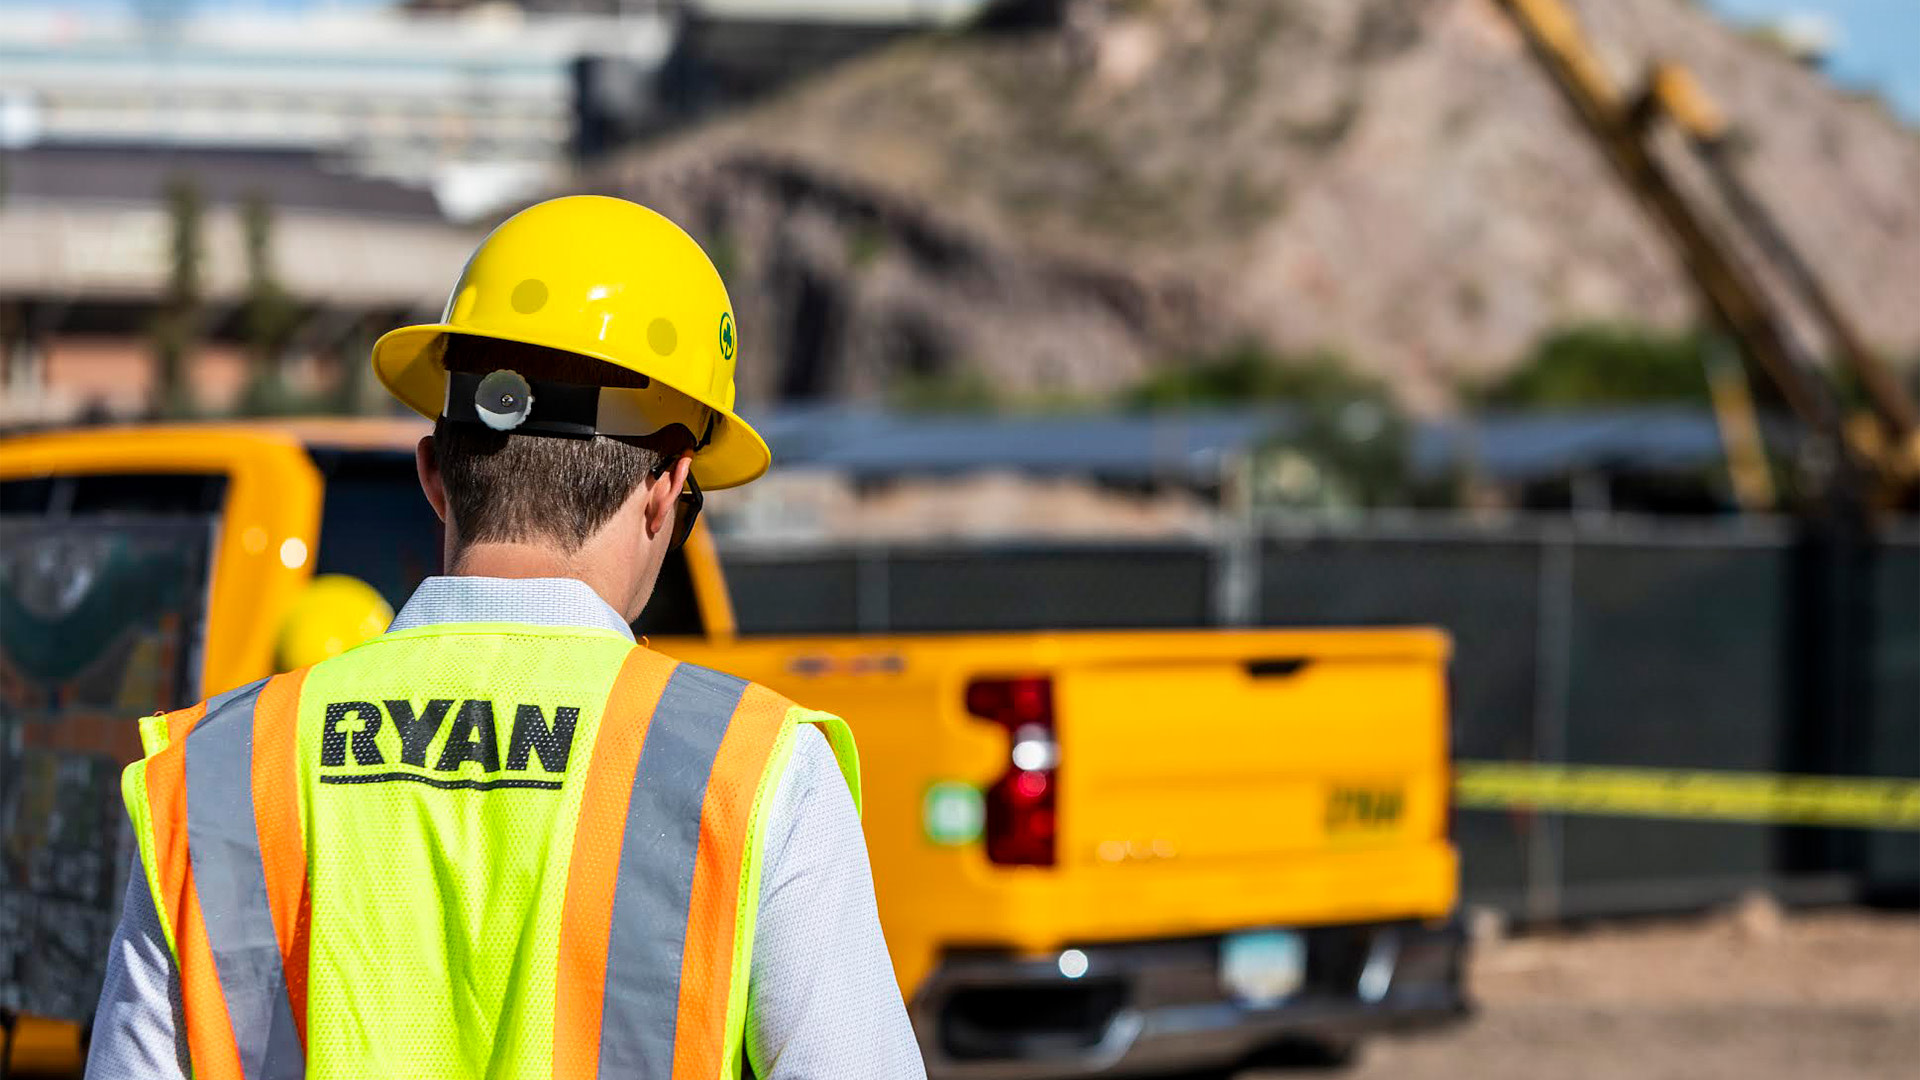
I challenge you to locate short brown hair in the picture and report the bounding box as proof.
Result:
[434,336,695,553]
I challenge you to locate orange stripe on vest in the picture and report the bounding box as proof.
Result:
[144,700,248,1080]
[671,682,791,1080]
[252,670,312,1049]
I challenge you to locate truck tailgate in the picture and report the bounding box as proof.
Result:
[1057,637,1449,876]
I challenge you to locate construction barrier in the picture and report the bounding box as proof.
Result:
[1454,763,1920,831]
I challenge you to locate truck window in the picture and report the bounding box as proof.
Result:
[0,472,227,518]
[308,449,445,612]
[0,473,223,1021]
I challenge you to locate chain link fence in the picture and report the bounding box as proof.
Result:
[717,517,1920,918]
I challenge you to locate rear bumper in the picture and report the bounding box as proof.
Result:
[912,919,1468,1079]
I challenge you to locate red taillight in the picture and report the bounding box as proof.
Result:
[966,676,1057,866]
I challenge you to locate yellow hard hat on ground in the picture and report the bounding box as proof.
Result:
[372,195,770,489]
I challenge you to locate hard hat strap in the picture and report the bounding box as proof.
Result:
[444,369,710,444]
[445,370,599,437]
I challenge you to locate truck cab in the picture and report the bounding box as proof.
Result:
[1,421,1465,1077]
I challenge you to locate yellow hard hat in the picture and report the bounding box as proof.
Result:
[277,574,393,670]
[372,195,770,489]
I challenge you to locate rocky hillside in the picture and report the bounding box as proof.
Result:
[587,0,1920,412]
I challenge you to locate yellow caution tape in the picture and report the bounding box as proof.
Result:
[1454,762,1920,830]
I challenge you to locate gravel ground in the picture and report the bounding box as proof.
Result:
[1246,905,1920,1080]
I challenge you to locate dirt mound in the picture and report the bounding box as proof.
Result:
[591,0,1920,411]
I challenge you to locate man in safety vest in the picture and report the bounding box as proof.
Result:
[86,196,927,1079]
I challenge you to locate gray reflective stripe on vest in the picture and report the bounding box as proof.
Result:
[600,662,748,1077]
[184,676,306,1080]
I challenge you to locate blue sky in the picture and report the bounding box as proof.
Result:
[1707,0,1920,121]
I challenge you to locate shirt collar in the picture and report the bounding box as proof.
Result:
[388,576,635,641]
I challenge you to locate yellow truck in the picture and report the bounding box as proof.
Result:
[0,422,1464,1076]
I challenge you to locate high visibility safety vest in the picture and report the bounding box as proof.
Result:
[119,622,861,1080]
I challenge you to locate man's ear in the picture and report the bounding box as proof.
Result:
[416,435,449,524]
[643,453,694,540]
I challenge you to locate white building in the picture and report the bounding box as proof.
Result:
[0,4,677,218]
[0,1,993,218]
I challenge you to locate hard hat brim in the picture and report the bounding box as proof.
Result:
[372,323,772,490]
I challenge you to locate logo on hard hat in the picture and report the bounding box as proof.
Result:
[718,312,736,361]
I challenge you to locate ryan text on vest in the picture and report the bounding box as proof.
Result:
[318,699,579,790]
